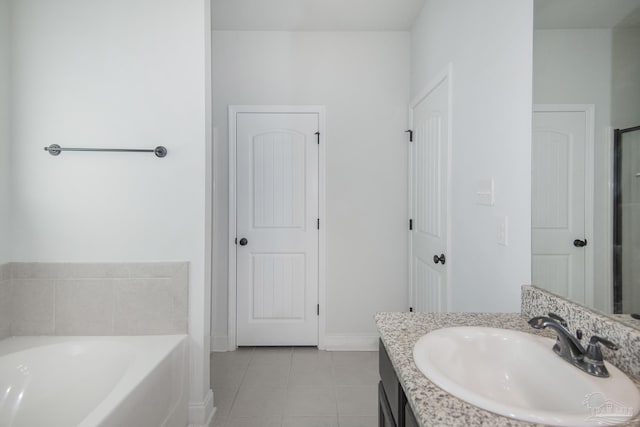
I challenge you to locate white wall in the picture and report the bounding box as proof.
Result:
[9,0,213,424]
[612,27,640,130]
[0,0,10,265]
[411,0,534,312]
[212,31,409,348]
[533,29,612,312]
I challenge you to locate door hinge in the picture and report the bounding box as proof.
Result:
[405,129,413,142]
[317,218,320,230]
[409,307,414,312]
[317,304,320,316]
[315,131,320,144]
[409,219,413,231]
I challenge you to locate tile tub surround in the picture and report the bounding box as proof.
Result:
[522,285,640,377]
[0,262,188,336]
[375,312,640,427]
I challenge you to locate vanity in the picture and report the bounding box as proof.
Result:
[376,287,640,427]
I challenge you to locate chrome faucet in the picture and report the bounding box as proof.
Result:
[528,313,619,378]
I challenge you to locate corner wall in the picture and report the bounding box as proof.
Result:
[411,0,534,312]
[212,31,410,349]
[8,0,212,424]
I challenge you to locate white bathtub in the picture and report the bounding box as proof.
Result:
[0,335,188,427]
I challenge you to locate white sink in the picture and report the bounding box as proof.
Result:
[413,326,640,426]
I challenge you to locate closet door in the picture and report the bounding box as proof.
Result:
[409,72,451,313]
[235,112,319,346]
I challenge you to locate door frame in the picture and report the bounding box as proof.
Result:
[532,104,595,306]
[408,64,453,312]
[228,105,326,350]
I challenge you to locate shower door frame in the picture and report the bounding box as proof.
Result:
[613,125,640,313]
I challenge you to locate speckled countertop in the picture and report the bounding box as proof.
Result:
[375,312,640,427]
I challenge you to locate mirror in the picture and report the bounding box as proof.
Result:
[532,0,640,327]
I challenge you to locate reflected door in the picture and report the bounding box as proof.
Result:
[532,109,588,303]
[235,112,319,346]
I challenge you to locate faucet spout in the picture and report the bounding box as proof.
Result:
[528,316,618,378]
[528,316,585,361]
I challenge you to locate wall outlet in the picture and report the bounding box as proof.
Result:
[497,216,508,246]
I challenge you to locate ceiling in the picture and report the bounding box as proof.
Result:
[211,0,427,31]
[535,0,640,29]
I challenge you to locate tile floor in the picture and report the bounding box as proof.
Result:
[210,347,379,427]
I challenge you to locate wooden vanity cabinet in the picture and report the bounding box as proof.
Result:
[379,339,419,427]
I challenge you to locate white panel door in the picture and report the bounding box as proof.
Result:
[409,76,450,313]
[532,110,587,303]
[236,112,319,346]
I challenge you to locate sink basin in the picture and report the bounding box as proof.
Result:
[413,326,640,426]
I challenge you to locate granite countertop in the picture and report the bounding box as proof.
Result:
[375,312,640,427]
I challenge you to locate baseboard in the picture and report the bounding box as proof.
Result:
[322,334,379,351]
[187,389,215,427]
[210,335,230,352]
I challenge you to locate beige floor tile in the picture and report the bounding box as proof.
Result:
[224,416,283,427]
[338,416,377,427]
[284,386,337,416]
[209,414,227,427]
[211,348,254,368]
[283,416,339,427]
[332,355,378,387]
[331,352,377,365]
[230,386,287,417]
[289,361,334,386]
[292,348,333,365]
[249,347,293,365]
[212,387,238,417]
[211,364,247,390]
[334,386,378,416]
[241,361,291,387]
[211,348,379,422]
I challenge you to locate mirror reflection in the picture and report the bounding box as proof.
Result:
[614,126,640,314]
[532,0,640,321]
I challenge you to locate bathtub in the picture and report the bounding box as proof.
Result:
[0,335,188,427]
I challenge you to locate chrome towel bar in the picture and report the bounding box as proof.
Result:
[44,144,167,158]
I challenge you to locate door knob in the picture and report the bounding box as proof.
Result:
[433,254,446,265]
[239,238,248,246]
[573,239,587,248]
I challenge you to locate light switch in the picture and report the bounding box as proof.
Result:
[476,178,495,206]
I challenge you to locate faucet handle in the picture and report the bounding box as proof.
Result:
[588,335,618,351]
[583,336,618,378]
[548,312,568,327]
